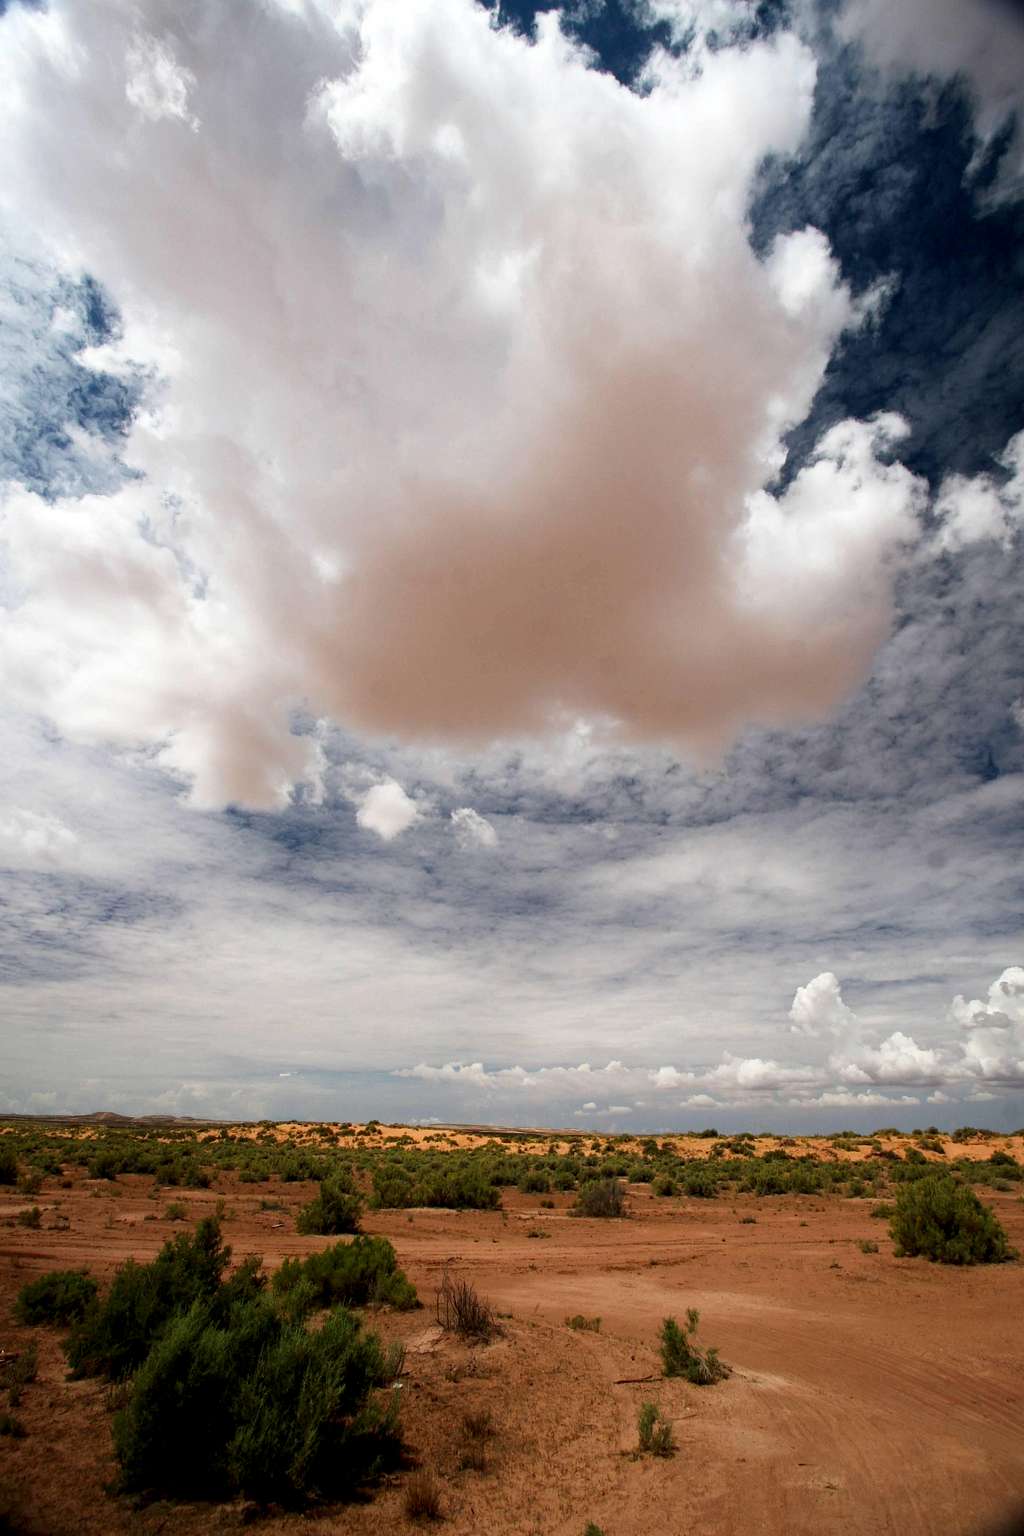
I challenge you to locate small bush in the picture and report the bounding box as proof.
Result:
[164,1202,188,1222]
[870,1202,895,1220]
[890,1176,1015,1265]
[15,1207,41,1230]
[636,1401,675,1457]
[584,1526,606,1536]
[0,1144,18,1185]
[458,1408,495,1470]
[15,1270,98,1326]
[296,1176,363,1236]
[17,1170,43,1197]
[565,1314,601,1332]
[660,1310,729,1385]
[5,1342,38,1406]
[652,1174,676,1197]
[434,1270,496,1341]
[859,1240,879,1254]
[571,1179,626,1219]
[272,1237,417,1314]
[0,1412,26,1438]
[404,1468,442,1521]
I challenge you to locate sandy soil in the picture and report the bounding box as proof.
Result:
[2,1146,1023,1536]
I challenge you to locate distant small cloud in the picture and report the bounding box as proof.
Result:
[450,806,498,850]
[355,780,419,841]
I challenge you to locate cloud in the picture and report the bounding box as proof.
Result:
[839,0,1024,197]
[813,1089,919,1108]
[0,0,934,807]
[450,806,498,850]
[355,780,419,842]
[934,430,1024,550]
[951,966,1024,1083]
[789,970,856,1036]
[0,807,79,867]
[950,966,1024,1031]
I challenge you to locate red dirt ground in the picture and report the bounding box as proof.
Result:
[2,1140,1023,1536]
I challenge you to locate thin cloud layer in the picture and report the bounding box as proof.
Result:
[0,0,929,806]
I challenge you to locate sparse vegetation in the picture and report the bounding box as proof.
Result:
[565,1314,601,1332]
[458,1407,496,1470]
[434,1270,496,1341]
[636,1400,675,1457]
[889,1176,1015,1265]
[405,1468,443,1521]
[660,1310,730,1385]
[15,1270,98,1326]
[859,1239,879,1254]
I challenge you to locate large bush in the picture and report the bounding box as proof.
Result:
[67,1217,262,1379]
[113,1297,399,1502]
[889,1175,1015,1265]
[296,1176,363,1236]
[15,1269,98,1326]
[0,1142,17,1185]
[272,1236,418,1315]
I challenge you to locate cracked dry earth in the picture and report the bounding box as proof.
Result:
[2,1169,1023,1536]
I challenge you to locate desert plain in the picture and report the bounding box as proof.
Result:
[1,1120,1022,1536]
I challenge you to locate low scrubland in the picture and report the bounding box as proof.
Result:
[1,1115,1021,1531]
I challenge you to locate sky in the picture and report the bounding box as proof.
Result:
[0,0,1022,1132]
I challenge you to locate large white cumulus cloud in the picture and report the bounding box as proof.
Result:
[0,0,924,806]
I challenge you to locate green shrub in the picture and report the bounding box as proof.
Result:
[659,1310,729,1385]
[889,1176,1015,1265]
[565,1314,601,1332]
[15,1207,41,1230]
[636,1401,674,1457]
[652,1174,676,1197]
[371,1159,500,1211]
[0,1144,19,1185]
[164,1202,188,1222]
[67,1217,245,1379]
[271,1237,417,1314]
[571,1179,626,1218]
[17,1170,43,1197]
[858,1239,879,1254]
[680,1164,720,1198]
[869,1202,895,1219]
[15,1269,98,1326]
[296,1176,363,1236]
[5,1342,38,1406]
[113,1297,399,1503]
